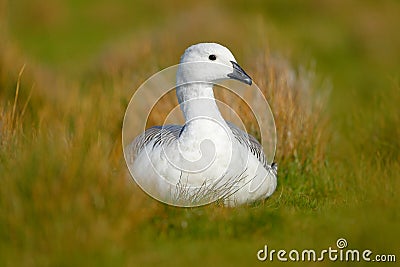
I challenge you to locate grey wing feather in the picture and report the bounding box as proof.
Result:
[227,121,274,171]
[125,125,183,164]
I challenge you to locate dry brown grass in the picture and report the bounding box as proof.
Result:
[0,65,33,149]
[253,52,329,167]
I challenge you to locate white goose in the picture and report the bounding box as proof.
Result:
[125,43,277,206]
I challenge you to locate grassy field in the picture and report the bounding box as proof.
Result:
[1,0,399,266]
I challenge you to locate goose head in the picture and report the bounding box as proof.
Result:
[176,43,252,86]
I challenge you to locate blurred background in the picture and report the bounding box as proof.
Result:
[0,0,399,266]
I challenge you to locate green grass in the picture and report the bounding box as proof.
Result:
[1,0,399,266]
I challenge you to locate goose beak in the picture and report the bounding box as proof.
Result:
[227,61,252,85]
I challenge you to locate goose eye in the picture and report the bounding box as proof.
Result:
[208,54,217,61]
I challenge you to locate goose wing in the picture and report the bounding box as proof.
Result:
[227,122,277,173]
[125,125,183,164]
